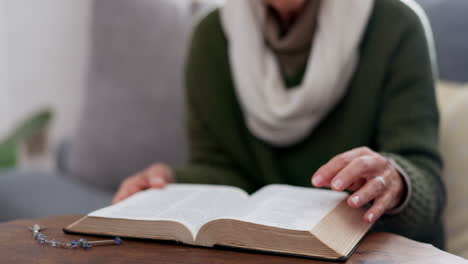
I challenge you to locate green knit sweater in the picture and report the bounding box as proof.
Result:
[175,0,446,248]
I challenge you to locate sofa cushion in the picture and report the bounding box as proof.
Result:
[66,0,197,190]
[0,170,113,222]
[438,81,468,258]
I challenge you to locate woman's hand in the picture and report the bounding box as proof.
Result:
[112,163,175,204]
[311,147,404,223]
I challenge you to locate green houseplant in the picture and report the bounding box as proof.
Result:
[0,110,52,168]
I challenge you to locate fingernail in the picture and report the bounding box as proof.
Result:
[351,196,360,206]
[332,179,343,190]
[368,213,375,222]
[151,177,164,185]
[312,175,323,186]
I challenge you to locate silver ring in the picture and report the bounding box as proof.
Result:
[375,176,386,188]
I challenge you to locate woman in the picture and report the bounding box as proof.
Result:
[113,0,445,248]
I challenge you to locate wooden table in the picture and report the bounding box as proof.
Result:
[1,215,466,264]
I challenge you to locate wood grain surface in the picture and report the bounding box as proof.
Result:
[1,215,466,264]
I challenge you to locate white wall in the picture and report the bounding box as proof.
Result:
[1,0,92,148]
[0,0,10,138]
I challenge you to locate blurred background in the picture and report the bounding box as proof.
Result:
[0,0,91,169]
[0,0,223,219]
[0,0,467,258]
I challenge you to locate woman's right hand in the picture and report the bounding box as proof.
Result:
[112,163,175,204]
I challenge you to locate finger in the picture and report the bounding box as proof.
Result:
[347,170,390,208]
[147,165,172,188]
[330,155,380,191]
[112,164,174,204]
[112,188,131,204]
[147,173,167,188]
[112,194,123,204]
[364,190,394,223]
[312,147,369,187]
[129,172,154,190]
[387,176,405,210]
[348,178,366,192]
[112,173,151,203]
[112,184,137,204]
[112,182,135,204]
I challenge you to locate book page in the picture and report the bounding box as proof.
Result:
[233,185,348,231]
[88,184,249,238]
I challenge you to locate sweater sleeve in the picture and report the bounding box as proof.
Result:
[173,102,253,192]
[173,14,255,193]
[374,6,446,244]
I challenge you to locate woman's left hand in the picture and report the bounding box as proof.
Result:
[311,147,404,223]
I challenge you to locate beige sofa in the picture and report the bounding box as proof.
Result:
[438,81,468,258]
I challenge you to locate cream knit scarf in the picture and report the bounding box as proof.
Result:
[221,0,374,146]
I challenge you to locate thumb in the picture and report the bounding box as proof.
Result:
[149,175,167,188]
[146,164,173,188]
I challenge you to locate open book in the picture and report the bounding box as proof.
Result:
[64,184,372,261]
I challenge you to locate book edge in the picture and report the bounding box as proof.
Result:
[63,216,196,244]
[310,200,373,256]
[62,226,355,262]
